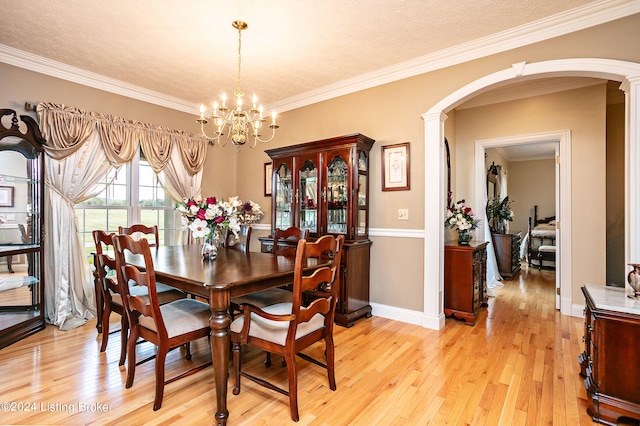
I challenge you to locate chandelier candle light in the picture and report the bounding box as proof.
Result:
[197,20,279,148]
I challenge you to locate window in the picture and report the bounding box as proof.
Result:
[75,150,183,258]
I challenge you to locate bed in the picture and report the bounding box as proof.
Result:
[521,205,556,269]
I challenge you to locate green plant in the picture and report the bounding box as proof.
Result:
[487,196,513,233]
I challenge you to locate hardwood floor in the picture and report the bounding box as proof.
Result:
[0,263,608,425]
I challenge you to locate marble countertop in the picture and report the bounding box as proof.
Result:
[584,284,640,315]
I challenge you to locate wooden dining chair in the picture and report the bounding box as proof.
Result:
[273,226,310,256]
[231,234,344,422]
[112,234,212,411]
[230,226,310,366]
[224,225,252,253]
[118,224,160,247]
[93,230,185,366]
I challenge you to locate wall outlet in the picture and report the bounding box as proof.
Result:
[6,214,15,221]
[398,209,409,220]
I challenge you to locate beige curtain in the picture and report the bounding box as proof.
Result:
[37,102,208,329]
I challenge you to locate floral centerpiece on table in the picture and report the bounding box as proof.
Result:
[486,196,513,234]
[176,196,264,258]
[232,197,264,226]
[445,199,480,245]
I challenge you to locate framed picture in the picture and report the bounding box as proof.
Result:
[0,186,14,207]
[382,142,410,191]
[264,162,273,196]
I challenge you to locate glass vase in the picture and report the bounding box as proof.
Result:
[201,234,218,260]
[457,230,472,246]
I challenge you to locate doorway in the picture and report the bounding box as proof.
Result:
[475,133,564,310]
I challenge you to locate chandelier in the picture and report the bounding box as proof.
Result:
[197,20,279,148]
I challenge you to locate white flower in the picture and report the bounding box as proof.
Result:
[205,206,217,221]
[189,218,211,239]
[228,216,240,235]
[228,196,241,209]
[189,204,200,215]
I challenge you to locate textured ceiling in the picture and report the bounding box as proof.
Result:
[0,0,631,112]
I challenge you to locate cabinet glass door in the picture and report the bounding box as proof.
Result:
[357,151,368,237]
[298,159,318,234]
[274,163,293,229]
[0,151,42,329]
[326,155,348,234]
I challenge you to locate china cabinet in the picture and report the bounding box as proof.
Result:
[260,133,375,327]
[0,109,46,349]
[444,241,488,325]
[580,285,640,425]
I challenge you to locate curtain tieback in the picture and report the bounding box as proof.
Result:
[45,181,76,209]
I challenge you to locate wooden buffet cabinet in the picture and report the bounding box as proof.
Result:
[492,232,521,279]
[259,133,375,327]
[580,285,640,425]
[444,241,488,325]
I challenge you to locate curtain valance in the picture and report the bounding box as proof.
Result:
[36,102,208,175]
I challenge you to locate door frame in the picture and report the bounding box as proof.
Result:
[474,131,569,311]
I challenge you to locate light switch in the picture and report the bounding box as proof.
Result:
[398,209,409,220]
[6,214,15,221]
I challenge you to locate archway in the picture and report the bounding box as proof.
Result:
[421,58,640,330]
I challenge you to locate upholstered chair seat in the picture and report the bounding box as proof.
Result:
[230,302,325,346]
[138,298,211,338]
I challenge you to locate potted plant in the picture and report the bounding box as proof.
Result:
[486,196,513,234]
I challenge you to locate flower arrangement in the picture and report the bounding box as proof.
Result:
[176,196,264,242]
[445,199,479,232]
[234,197,264,226]
[487,196,513,234]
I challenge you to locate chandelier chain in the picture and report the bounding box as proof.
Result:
[236,22,242,96]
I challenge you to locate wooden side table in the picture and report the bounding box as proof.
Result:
[444,240,489,325]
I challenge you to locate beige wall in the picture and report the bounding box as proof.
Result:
[606,101,625,285]
[1,13,640,315]
[508,159,556,236]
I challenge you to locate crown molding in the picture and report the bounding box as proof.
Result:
[271,0,640,112]
[0,44,199,114]
[1,0,638,115]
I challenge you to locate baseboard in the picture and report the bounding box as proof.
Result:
[370,302,445,330]
[572,302,586,318]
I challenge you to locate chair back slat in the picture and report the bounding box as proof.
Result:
[92,230,120,297]
[291,235,343,327]
[273,227,310,257]
[118,224,160,248]
[113,234,167,339]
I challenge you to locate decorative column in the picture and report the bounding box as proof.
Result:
[421,110,448,330]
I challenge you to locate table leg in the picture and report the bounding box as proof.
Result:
[210,290,231,425]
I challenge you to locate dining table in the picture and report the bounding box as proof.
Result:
[125,243,328,425]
